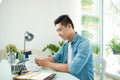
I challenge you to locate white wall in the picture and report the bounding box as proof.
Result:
[59,0,81,34]
[0,0,80,54]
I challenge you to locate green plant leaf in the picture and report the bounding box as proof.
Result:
[92,43,100,54]
[42,41,64,55]
[108,38,120,53]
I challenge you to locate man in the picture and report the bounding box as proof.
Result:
[35,15,94,80]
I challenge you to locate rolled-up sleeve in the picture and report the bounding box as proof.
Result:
[68,40,91,74]
[53,49,61,62]
[53,44,65,62]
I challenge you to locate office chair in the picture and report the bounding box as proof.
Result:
[93,57,106,80]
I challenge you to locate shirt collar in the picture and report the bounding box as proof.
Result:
[71,32,79,43]
[66,32,79,43]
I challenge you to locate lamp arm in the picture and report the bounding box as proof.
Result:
[24,33,26,53]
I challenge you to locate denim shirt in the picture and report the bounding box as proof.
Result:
[53,32,94,80]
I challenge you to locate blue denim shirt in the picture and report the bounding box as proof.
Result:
[53,32,94,80]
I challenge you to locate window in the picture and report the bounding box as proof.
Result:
[81,0,101,57]
[104,0,120,77]
[81,0,120,78]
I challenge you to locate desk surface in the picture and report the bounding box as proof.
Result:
[37,67,79,80]
[13,61,79,80]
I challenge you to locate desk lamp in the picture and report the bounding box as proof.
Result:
[24,31,34,53]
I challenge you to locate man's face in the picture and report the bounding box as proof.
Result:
[55,23,70,40]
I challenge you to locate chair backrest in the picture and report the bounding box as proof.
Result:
[93,57,106,80]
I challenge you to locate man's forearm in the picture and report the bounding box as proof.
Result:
[47,62,69,72]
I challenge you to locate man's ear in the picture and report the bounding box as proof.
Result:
[67,23,72,28]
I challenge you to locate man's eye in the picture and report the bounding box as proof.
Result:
[57,29,61,32]
[59,29,62,31]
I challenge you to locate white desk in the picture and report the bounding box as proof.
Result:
[13,61,79,80]
[36,67,79,80]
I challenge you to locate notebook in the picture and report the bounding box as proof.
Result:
[15,72,56,80]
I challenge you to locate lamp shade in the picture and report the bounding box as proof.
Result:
[24,31,34,41]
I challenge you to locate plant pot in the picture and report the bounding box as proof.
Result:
[8,52,15,64]
[112,49,120,55]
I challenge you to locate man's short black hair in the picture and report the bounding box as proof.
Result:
[54,15,74,29]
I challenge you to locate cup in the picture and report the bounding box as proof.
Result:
[29,55,35,62]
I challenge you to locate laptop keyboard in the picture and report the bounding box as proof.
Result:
[11,63,28,74]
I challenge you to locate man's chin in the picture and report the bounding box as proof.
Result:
[60,36,67,40]
[61,38,67,40]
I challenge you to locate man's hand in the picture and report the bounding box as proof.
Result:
[35,57,68,72]
[35,58,50,67]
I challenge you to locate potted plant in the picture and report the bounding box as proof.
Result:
[108,38,120,54]
[81,0,93,9]
[42,41,64,56]
[81,29,93,41]
[81,15,99,27]
[5,44,18,64]
[5,44,18,53]
[92,43,100,56]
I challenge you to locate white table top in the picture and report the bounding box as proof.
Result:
[37,67,79,80]
[13,61,79,80]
